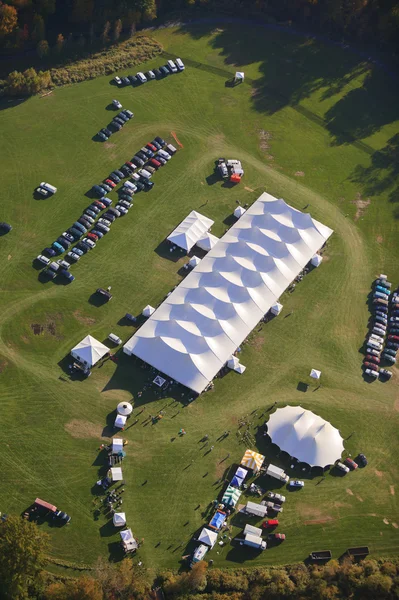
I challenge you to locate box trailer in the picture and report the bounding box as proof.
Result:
[244,523,262,537]
[243,533,267,550]
[310,550,332,561]
[245,501,268,518]
[266,464,290,483]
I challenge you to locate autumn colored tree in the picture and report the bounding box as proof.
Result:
[0,2,17,37]
[44,576,102,600]
[37,38,49,57]
[55,32,64,53]
[113,18,122,42]
[188,560,208,592]
[101,19,110,44]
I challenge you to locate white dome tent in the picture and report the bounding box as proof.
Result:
[266,406,344,468]
[234,206,246,219]
[117,402,133,416]
[142,305,155,317]
[114,414,127,429]
[235,71,245,83]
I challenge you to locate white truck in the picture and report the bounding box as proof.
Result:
[243,533,267,550]
[37,182,57,196]
[266,464,289,484]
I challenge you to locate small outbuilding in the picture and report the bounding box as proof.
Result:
[114,414,127,429]
[310,369,321,380]
[71,335,109,367]
[110,467,123,482]
[112,438,124,454]
[197,527,218,548]
[120,528,138,553]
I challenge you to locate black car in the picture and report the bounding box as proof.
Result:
[118,112,129,122]
[119,193,133,203]
[100,128,110,138]
[153,68,162,79]
[75,242,88,253]
[69,228,83,240]
[121,166,132,177]
[88,205,101,214]
[91,229,104,239]
[156,155,167,165]
[111,121,122,131]
[43,247,57,257]
[57,236,71,249]
[136,151,147,161]
[122,77,130,85]
[114,169,125,178]
[386,342,399,350]
[109,173,120,184]
[159,66,169,77]
[132,156,145,167]
[155,136,166,146]
[101,183,112,193]
[78,217,92,229]
[128,75,138,85]
[97,288,112,301]
[379,369,392,380]
[103,212,116,222]
[92,184,105,196]
[114,117,125,126]
[135,181,145,192]
[0,222,12,233]
[151,140,162,150]
[374,305,388,313]
[357,453,368,467]
[96,223,109,234]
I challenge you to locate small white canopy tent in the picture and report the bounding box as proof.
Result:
[311,254,323,267]
[234,206,246,218]
[113,512,126,527]
[235,71,245,82]
[266,405,344,467]
[110,467,123,481]
[197,527,218,548]
[114,414,127,429]
[310,369,321,379]
[196,232,219,252]
[227,356,246,374]
[167,211,214,252]
[112,438,124,454]
[236,363,246,374]
[120,528,138,552]
[188,255,201,268]
[71,335,109,367]
[117,402,133,416]
[142,305,155,317]
[271,302,283,316]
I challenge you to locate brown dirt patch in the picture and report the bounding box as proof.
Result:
[7,255,11,260]
[346,488,354,496]
[375,470,383,478]
[30,313,63,338]
[244,186,254,192]
[266,154,274,161]
[20,336,30,344]
[356,496,364,502]
[383,518,390,525]
[73,310,96,326]
[394,396,399,412]
[352,193,371,221]
[376,236,384,244]
[304,517,333,525]
[392,522,398,529]
[298,506,333,525]
[259,129,272,152]
[104,142,116,149]
[65,419,108,440]
[390,485,395,495]
[295,171,305,177]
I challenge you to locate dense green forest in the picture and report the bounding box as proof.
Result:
[0,0,398,62]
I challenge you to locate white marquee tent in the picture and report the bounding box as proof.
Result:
[124,192,333,394]
[266,405,344,467]
[234,206,246,218]
[112,438,124,454]
[311,254,323,267]
[113,512,126,527]
[110,467,123,481]
[71,335,109,367]
[235,71,245,82]
[197,527,218,548]
[167,210,214,252]
[114,414,127,429]
[196,231,219,252]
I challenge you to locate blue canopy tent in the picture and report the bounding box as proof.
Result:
[208,509,227,531]
[230,474,244,488]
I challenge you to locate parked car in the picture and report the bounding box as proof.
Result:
[98,218,112,227]
[132,156,145,167]
[128,75,138,85]
[122,77,130,86]
[388,334,399,341]
[67,251,80,261]
[91,229,104,239]
[57,237,72,250]
[289,480,304,488]
[96,223,110,233]
[97,288,112,301]
[112,99,122,109]
[109,173,120,184]
[118,200,131,209]
[366,347,381,357]
[49,262,60,273]
[146,70,156,80]
[176,57,185,71]
[262,519,279,528]
[137,151,148,161]
[266,492,286,503]
[136,72,147,83]
[364,368,379,377]
[114,169,125,178]
[74,243,88,253]
[52,242,65,254]
[44,268,56,279]
[117,112,129,123]
[73,222,87,234]
[36,255,50,266]
[344,457,358,470]
[387,342,399,350]
[71,247,84,256]
[146,165,156,174]
[78,218,93,229]
[365,354,380,364]
[43,247,57,257]
[60,232,74,243]
[87,232,99,242]
[108,207,121,217]
[57,259,70,270]
[85,209,97,219]
[111,121,122,131]
[336,461,350,473]
[59,269,75,282]
[102,213,116,222]
[135,181,145,192]
[155,136,167,146]
[114,117,125,126]
[104,179,116,188]
[158,148,171,160]
[153,68,162,78]
[156,155,167,165]
[98,131,107,141]
[384,349,397,357]
[114,76,122,85]
[101,183,112,193]
[147,142,157,152]
[268,533,285,541]
[167,59,178,73]
[123,109,134,119]
[82,238,96,249]
[116,205,128,215]
[150,158,161,169]
[102,197,112,207]
[88,205,101,214]
[108,333,122,344]
[100,128,110,138]
[92,184,105,196]
[379,369,392,380]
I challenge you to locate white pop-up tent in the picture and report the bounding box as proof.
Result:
[234,206,246,218]
[227,356,246,374]
[117,402,133,416]
[112,438,124,454]
[120,528,138,552]
[71,335,109,367]
[311,254,323,267]
[197,527,218,548]
[310,369,321,379]
[196,232,219,252]
[266,405,344,467]
[110,467,123,481]
[142,305,155,317]
[167,211,214,252]
[114,414,127,429]
[188,255,201,268]
[113,512,126,527]
[271,302,283,316]
[235,71,245,82]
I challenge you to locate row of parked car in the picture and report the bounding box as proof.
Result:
[363,275,394,380]
[97,108,134,141]
[113,58,185,87]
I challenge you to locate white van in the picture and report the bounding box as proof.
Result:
[167,59,178,73]
[108,333,122,345]
[139,169,152,179]
[158,149,171,161]
[124,181,137,192]
[176,58,185,71]
[37,182,57,196]
[136,72,147,83]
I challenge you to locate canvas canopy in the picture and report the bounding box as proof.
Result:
[222,485,241,507]
[271,302,283,316]
[310,369,321,379]
[188,255,201,268]
[311,254,323,267]
[196,231,219,252]
[112,438,124,454]
[235,467,248,480]
[241,449,265,472]
[123,193,333,394]
[167,210,214,252]
[110,467,123,481]
[114,414,127,428]
[266,405,344,467]
[142,305,155,317]
[209,510,226,531]
[71,335,108,367]
[234,206,246,218]
[113,512,126,527]
[235,71,245,81]
[120,528,138,551]
[198,527,218,548]
[117,402,133,416]
[235,363,246,374]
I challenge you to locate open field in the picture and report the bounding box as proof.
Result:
[0,21,398,572]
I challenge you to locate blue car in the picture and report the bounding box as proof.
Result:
[74,243,88,254]
[72,247,84,256]
[73,222,87,234]
[43,247,57,257]
[92,185,105,197]
[69,227,83,240]
[60,269,75,282]
[52,242,65,254]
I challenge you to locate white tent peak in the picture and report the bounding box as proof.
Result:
[71,335,109,367]
[167,211,214,252]
[310,369,321,379]
[188,255,201,268]
[234,206,246,218]
[117,402,133,416]
[196,231,219,252]
[235,71,245,81]
[311,254,323,267]
[198,527,218,548]
[113,512,126,527]
[271,302,283,316]
[142,305,155,317]
[227,356,240,369]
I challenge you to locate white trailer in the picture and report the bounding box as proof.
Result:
[245,501,268,518]
[243,533,267,550]
[266,464,289,483]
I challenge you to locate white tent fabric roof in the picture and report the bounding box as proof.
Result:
[71,335,109,367]
[123,192,333,393]
[227,356,240,369]
[142,305,155,317]
[167,211,214,252]
[110,467,123,481]
[188,255,201,268]
[234,206,246,218]
[198,527,218,548]
[117,402,133,415]
[196,231,219,252]
[311,254,323,267]
[113,512,126,526]
[112,438,124,454]
[235,71,245,80]
[114,414,127,428]
[310,369,321,379]
[266,405,344,467]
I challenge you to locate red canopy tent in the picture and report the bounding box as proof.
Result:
[230,173,241,183]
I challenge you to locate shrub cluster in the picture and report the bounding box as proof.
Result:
[5,67,51,96]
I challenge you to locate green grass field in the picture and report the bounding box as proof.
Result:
[0,21,398,573]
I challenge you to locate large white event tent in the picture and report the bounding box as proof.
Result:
[71,335,109,367]
[167,210,214,252]
[266,405,344,468]
[124,192,333,394]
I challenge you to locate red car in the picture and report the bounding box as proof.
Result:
[150,158,161,169]
[344,457,358,470]
[268,533,285,540]
[94,201,106,210]
[363,361,378,369]
[146,143,157,152]
[105,179,116,188]
[365,354,380,364]
[262,519,279,528]
[125,161,134,168]
[388,335,399,342]
[87,232,99,241]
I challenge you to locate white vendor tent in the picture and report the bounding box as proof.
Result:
[114,414,127,429]
[123,192,333,394]
[117,402,133,416]
[244,523,262,536]
[197,527,218,548]
[142,305,155,317]
[196,231,219,252]
[235,71,245,82]
[266,405,344,467]
[120,528,138,552]
[310,369,321,379]
[271,302,283,316]
[311,254,323,267]
[112,438,124,454]
[113,512,126,527]
[71,335,109,367]
[227,356,239,370]
[188,255,201,268]
[234,206,246,218]
[110,467,123,481]
[167,210,214,252]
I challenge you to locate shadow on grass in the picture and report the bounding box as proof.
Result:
[155,239,184,263]
[223,214,237,227]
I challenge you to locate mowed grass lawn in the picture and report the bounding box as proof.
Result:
[0,21,398,572]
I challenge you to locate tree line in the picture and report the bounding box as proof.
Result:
[1,515,399,600]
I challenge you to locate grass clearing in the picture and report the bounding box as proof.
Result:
[0,21,398,571]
